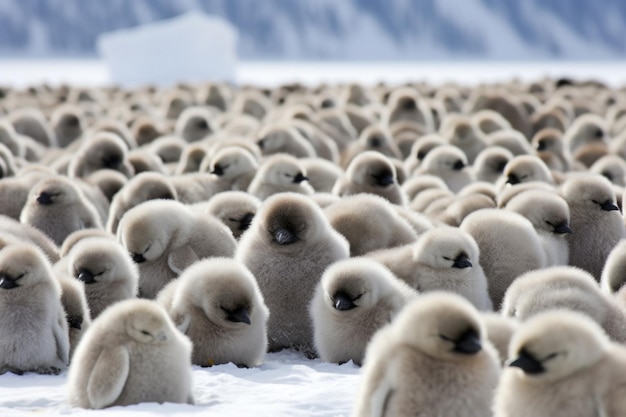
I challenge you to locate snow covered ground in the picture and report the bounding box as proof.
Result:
[0,351,360,417]
[1,60,626,88]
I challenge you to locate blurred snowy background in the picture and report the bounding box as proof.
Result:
[0,0,625,60]
[1,0,625,87]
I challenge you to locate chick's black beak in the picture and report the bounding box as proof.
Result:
[508,349,546,375]
[452,254,472,269]
[507,173,520,185]
[225,307,251,325]
[453,329,482,355]
[36,192,54,205]
[453,160,465,171]
[552,222,573,234]
[239,213,254,231]
[211,164,224,176]
[274,228,298,245]
[333,291,357,311]
[600,200,619,212]
[402,99,417,111]
[0,274,19,290]
[68,316,83,330]
[77,269,96,284]
[132,253,146,264]
[373,171,394,186]
[293,172,308,184]
[103,155,122,169]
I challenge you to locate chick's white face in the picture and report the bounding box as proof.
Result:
[413,230,477,271]
[508,322,605,382]
[0,247,47,289]
[324,271,377,313]
[212,149,256,178]
[120,219,168,263]
[267,160,306,187]
[406,306,483,361]
[126,310,170,344]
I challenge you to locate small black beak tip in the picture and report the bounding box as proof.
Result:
[508,354,546,375]
[293,173,308,184]
[553,223,573,234]
[36,192,53,205]
[77,270,96,284]
[453,160,465,171]
[274,228,297,245]
[601,200,619,212]
[453,330,482,355]
[0,276,18,290]
[506,175,520,185]
[452,256,472,269]
[132,253,146,264]
[211,164,224,176]
[333,292,357,311]
[227,308,251,325]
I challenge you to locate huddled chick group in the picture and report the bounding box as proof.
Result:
[0,76,626,415]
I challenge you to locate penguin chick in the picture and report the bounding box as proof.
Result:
[256,123,317,159]
[56,273,92,358]
[505,190,571,266]
[501,266,626,342]
[561,174,625,280]
[201,146,258,192]
[66,237,139,318]
[0,243,69,375]
[333,151,406,206]
[354,292,500,417]
[324,193,420,256]
[500,155,554,189]
[494,310,626,417]
[564,113,609,154]
[236,193,350,357]
[174,106,214,142]
[439,114,486,164]
[532,128,571,172]
[117,199,236,299]
[202,191,261,240]
[67,299,194,409]
[601,239,626,295]
[591,155,626,186]
[368,226,493,311]
[68,131,134,179]
[50,104,84,148]
[309,258,418,365]
[247,153,313,200]
[341,124,402,168]
[300,157,345,194]
[157,258,269,368]
[169,173,226,205]
[0,214,60,263]
[480,312,518,365]
[473,146,514,184]
[460,209,547,308]
[20,176,102,246]
[415,144,473,193]
[107,172,177,234]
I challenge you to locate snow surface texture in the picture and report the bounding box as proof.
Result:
[0,351,360,417]
[2,61,626,89]
[98,12,238,87]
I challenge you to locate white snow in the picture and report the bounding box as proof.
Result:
[0,351,360,417]
[1,60,626,89]
[97,12,238,87]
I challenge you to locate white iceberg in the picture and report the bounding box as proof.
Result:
[98,12,238,87]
